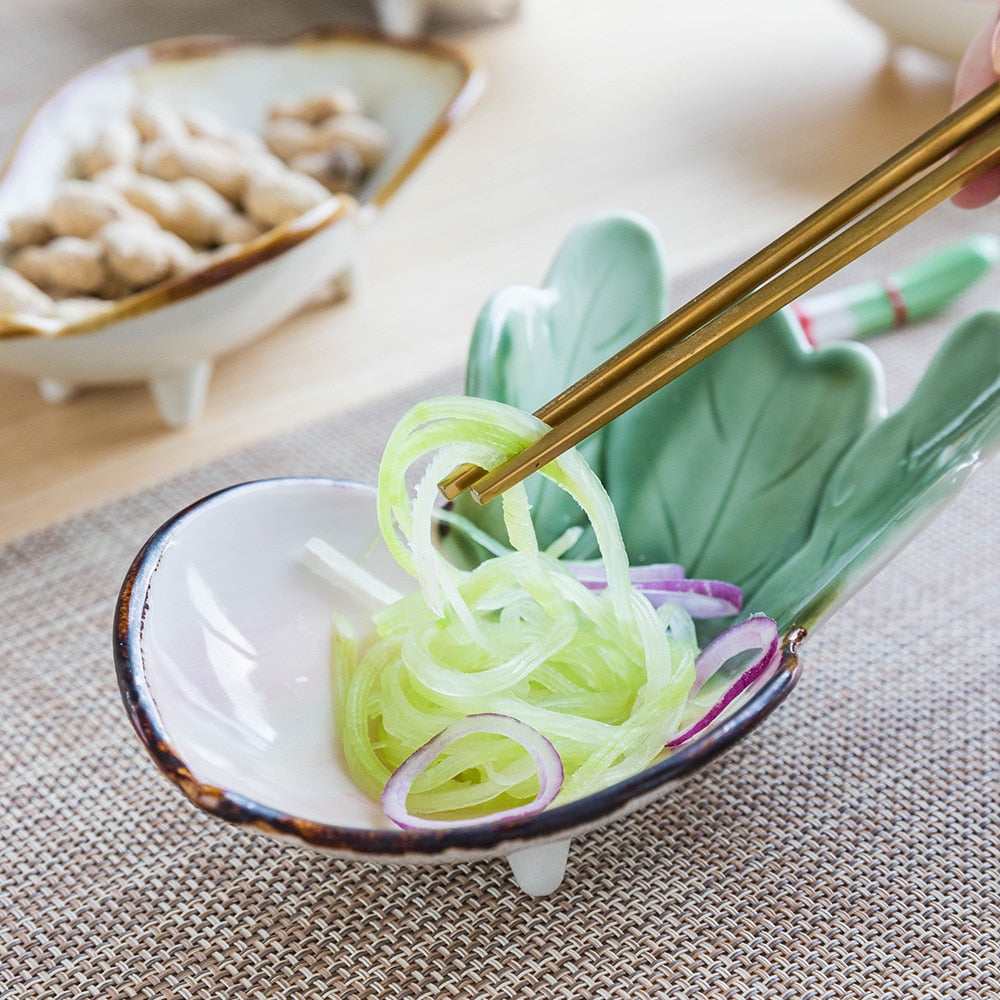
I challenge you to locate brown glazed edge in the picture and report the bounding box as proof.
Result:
[113,477,806,861]
[1,28,484,341]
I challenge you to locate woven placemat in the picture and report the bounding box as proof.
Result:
[2,202,999,997]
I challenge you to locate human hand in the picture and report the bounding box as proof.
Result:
[952,6,1000,208]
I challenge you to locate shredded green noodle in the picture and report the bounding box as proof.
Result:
[331,396,700,821]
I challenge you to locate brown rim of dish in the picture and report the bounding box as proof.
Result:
[112,476,806,859]
[0,27,484,342]
[0,196,356,340]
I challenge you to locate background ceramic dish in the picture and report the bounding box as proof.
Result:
[0,31,481,426]
[839,0,995,62]
[114,214,1000,895]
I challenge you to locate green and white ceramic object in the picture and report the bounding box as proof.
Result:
[115,212,1000,897]
[455,211,1000,635]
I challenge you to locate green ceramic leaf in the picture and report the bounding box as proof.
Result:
[457,212,1000,637]
[603,310,882,607]
[456,212,668,559]
[753,310,1000,629]
[466,211,668,418]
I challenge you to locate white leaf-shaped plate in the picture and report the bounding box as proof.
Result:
[114,477,802,896]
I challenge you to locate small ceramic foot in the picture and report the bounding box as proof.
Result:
[307,263,358,309]
[506,838,571,896]
[374,0,428,36]
[37,377,78,404]
[329,262,357,301]
[149,361,212,428]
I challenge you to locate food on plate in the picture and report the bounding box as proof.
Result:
[307,396,782,829]
[0,89,389,320]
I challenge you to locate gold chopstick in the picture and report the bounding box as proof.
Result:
[440,82,1000,504]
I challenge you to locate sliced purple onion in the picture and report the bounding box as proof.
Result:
[568,561,686,587]
[633,578,743,618]
[567,561,742,619]
[381,713,564,830]
[666,615,782,749]
[690,614,780,693]
[624,563,687,584]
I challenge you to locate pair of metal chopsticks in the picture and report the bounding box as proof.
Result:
[440,81,1000,505]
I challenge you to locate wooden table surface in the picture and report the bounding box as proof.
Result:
[0,0,964,545]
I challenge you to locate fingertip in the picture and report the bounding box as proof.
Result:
[951,171,1000,210]
[950,10,1000,209]
[992,10,1000,75]
[953,10,1000,109]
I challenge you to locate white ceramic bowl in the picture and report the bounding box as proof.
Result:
[114,477,802,896]
[0,31,481,426]
[840,0,995,62]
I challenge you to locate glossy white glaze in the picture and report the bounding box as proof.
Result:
[141,479,406,828]
[131,477,580,893]
[0,206,357,425]
[120,476,803,894]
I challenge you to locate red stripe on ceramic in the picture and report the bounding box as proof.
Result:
[882,277,909,327]
[790,302,818,347]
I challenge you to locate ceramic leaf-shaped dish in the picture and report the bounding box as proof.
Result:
[0,31,481,426]
[114,211,1000,898]
[456,212,1000,635]
[459,212,669,561]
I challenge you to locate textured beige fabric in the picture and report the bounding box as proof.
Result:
[3,202,1000,996]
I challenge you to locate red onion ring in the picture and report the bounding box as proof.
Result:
[568,562,687,586]
[381,713,565,829]
[632,578,743,618]
[568,562,742,618]
[666,615,781,748]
